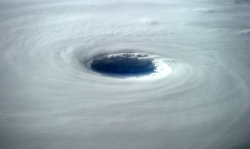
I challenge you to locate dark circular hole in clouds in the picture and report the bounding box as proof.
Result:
[90,52,156,77]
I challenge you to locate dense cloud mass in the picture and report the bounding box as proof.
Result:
[0,0,250,149]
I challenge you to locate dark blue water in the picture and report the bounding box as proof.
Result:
[90,53,156,76]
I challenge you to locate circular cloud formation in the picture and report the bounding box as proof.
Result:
[0,0,250,149]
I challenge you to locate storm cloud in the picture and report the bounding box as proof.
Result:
[0,0,250,149]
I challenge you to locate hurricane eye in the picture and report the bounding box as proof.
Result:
[89,53,156,77]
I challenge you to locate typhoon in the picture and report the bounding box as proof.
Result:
[0,0,250,149]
